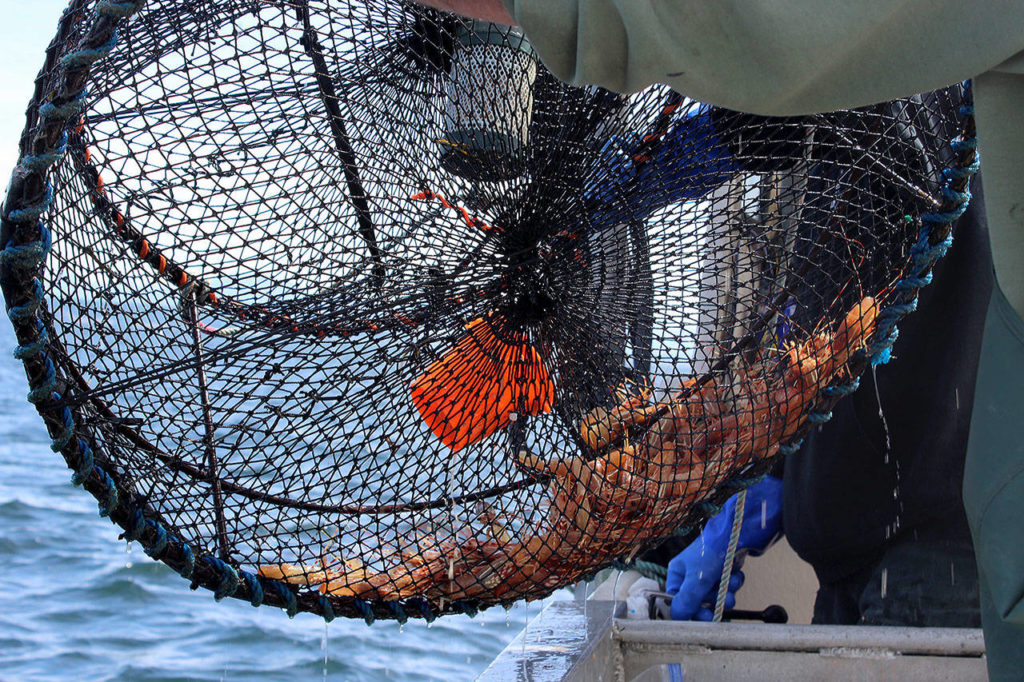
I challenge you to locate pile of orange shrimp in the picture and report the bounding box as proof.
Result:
[260,297,877,607]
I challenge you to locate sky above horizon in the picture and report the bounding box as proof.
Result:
[0,1,69,177]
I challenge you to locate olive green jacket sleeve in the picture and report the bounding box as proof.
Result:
[500,0,1024,116]
[965,283,1024,678]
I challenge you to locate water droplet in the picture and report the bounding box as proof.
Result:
[955,388,960,411]
[321,623,329,682]
[761,500,767,529]
[872,366,901,533]
[612,570,623,614]
[950,562,956,586]
[521,603,529,660]
[880,568,888,599]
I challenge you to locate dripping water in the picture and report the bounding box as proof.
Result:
[321,622,329,682]
[696,534,706,582]
[520,600,530,678]
[872,366,901,537]
[611,569,624,624]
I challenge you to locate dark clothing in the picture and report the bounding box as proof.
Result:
[782,177,993,589]
[811,515,981,627]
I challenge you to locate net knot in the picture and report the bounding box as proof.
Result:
[630,560,669,584]
[867,326,900,362]
[408,597,436,623]
[7,281,44,324]
[950,137,978,153]
[96,0,145,18]
[121,508,147,543]
[20,133,69,172]
[61,31,120,68]
[96,470,118,517]
[176,540,195,580]
[270,581,298,618]
[239,570,265,607]
[672,524,693,537]
[922,205,968,224]
[200,556,239,602]
[38,92,89,123]
[872,346,893,366]
[697,500,722,516]
[388,601,409,624]
[354,599,375,625]
[821,378,860,399]
[50,404,75,453]
[894,274,933,292]
[12,319,49,360]
[876,301,918,329]
[143,519,169,558]
[25,357,57,405]
[70,437,94,486]
[721,473,766,494]
[318,595,336,623]
[777,441,803,457]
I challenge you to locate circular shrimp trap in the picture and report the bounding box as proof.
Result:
[2,1,977,621]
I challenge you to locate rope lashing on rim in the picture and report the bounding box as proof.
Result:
[1,0,980,622]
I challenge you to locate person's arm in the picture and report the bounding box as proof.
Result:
[437,0,1024,318]
[414,0,515,26]
[494,1,1024,117]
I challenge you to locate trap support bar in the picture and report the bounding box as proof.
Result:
[478,600,986,682]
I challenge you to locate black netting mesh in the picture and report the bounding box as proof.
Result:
[3,0,975,620]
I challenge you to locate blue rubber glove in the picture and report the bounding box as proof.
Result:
[586,104,738,226]
[665,476,783,621]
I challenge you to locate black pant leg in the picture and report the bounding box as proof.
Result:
[857,518,981,628]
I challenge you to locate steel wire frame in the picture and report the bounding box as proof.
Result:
[1,0,978,621]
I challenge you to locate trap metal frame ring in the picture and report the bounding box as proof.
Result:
[1,0,978,622]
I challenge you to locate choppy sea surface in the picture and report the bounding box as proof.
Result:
[0,321,558,681]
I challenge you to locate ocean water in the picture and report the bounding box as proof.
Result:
[0,320,554,681]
